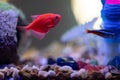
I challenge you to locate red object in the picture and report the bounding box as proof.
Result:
[19,13,61,39]
[77,61,88,69]
[84,65,105,71]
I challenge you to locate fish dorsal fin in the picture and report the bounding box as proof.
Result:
[31,14,41,20]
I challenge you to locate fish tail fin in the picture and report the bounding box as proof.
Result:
[17,26,26,31]
[31,30,47,40]
[17,26,29,40]
[24,30,28,41]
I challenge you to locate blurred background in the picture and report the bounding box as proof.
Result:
[9,0,77,49]
[6,0,104,65]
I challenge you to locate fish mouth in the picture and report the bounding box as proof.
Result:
[55,14,61,19]
[55,14,61,22]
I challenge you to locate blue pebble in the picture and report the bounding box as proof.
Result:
[0,64,15,69]
[56,57,79,70]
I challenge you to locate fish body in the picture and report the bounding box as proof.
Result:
[19,13,61,39]
[86,29,115,38]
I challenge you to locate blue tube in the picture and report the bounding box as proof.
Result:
[102,4,120,21]
[101,0,106,6]
[102,4,120,43]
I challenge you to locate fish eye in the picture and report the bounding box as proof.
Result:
[55,16,59,20]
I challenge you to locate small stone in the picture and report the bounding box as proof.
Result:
[31,65,39,76]
[39,65,50,71]
[53,65,60,73]
[19,70,31,80]
[78,68,87,79]
[0,67,12,76]
[105,72,112,79]
[47,70,56,77]
[11,67,19,78]
[70,71,79,78]
[32,65,39,71]
[21,65,32,72]
[87,71,104,80]
[0,72,4,79]
[38,71,48,78]
[59,66,73,73]
[56,71,70,80]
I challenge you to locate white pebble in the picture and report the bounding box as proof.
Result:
[0,67,12,76]
[78,68,87,78]
[39,65,49,71]
[21,65,32,71]
[32,65,39,71]
[38,71,48,77]
[70,71,79,78]
[47,70,56,76]
[11,67,19,78]
[105,72,112,79]
[59,66,73,72]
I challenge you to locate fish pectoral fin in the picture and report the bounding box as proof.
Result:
[31,30,47,40]
[47,25,54,28]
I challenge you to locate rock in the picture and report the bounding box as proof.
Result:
[87,71,104,80]
[105,72,112,79]
[0,9,19,65]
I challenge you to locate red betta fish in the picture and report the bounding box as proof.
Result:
[19,13,61,40]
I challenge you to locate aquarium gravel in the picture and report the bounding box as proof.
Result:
[0,64,119,80]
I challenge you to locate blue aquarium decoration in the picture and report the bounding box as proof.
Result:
[86,0,120,65]
[108,56,120,70]
[101,0,106,5]
[100,1,120,65]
